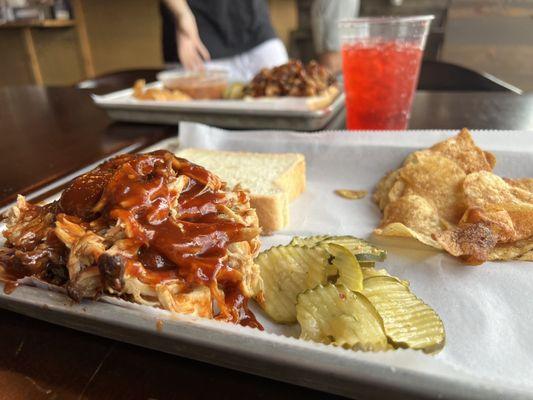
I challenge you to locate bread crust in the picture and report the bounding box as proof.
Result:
[275,155,306,202]
[175,149,306,233]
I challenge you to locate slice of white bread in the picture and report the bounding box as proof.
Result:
[175,148,306,233]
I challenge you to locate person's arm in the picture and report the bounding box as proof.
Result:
[311,0,360,75]
[162,0,210,70]
[318,51,343,76]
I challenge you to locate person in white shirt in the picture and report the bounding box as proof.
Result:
[161,0,288,82]
[311,0,360,75]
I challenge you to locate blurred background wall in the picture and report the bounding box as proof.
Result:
[0,0,532,91]
[441,0,533,92]
[0,0,297,87]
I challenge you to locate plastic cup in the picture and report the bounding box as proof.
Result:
[339,15,434,130]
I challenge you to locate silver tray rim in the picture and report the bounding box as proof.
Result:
[2,283,531,400]
[3,132,533,400]
[91,86,345,118]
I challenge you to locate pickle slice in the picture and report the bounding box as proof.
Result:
[296,284,389,351]
[362,276,445,353]
[359,261,376,269]
[290,235,329,247]
[323,243,363,292]
[290,235,387,262]
[255,245,329,323]
[362,267,409,287]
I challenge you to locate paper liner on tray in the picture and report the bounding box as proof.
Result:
[2,123,533,395]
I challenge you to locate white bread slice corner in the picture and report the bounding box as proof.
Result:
[175,148,306,233]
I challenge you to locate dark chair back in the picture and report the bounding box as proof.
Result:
[418,60,522,94]
[76,68,163,92]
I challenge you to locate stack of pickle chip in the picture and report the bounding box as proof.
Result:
[255,235,445,353]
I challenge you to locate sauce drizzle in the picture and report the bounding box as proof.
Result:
[1,151,262,329]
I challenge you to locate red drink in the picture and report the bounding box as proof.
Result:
[342,41,423,130]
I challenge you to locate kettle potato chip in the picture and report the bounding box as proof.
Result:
[397,153,466,224]
[489,238,533,261]
[374,170,401,211]
[504,178,533,193]
[464,172,533,211]
[375,195,444,248]
[373,129,533,264]
[428,128,495,173]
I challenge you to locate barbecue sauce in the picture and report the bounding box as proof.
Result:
[1,201,67,293]
[40,150,261,328]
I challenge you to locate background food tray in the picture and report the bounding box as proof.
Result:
[1,126,533,400]
[91,85,345,131]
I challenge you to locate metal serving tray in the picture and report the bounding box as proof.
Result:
[2,129,533,400]
[1,283,527,400]
[92,86,345,131]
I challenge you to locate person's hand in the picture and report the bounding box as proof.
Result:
[177,32,210,70]
[176,10,210,70]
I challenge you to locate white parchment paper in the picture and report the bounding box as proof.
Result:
[3,123,532,397]
[172,122,533,391]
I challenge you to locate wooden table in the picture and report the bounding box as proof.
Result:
[326,90,533,131]
[0,85,175,208]
[1,85,533,400]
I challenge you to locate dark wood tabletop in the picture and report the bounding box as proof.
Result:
[409,91,533,130]
[0,85,175,208]
[325,90,533,131]
[1,309,345,400]
[1,85,533,400]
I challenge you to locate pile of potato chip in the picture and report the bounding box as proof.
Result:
[374,129,533,264]
[255,235,445,353]
[133,79,191,101]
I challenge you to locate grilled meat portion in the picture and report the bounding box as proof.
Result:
[0,150,262,328]
[0,197,66,281]
[247,60,336,98]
